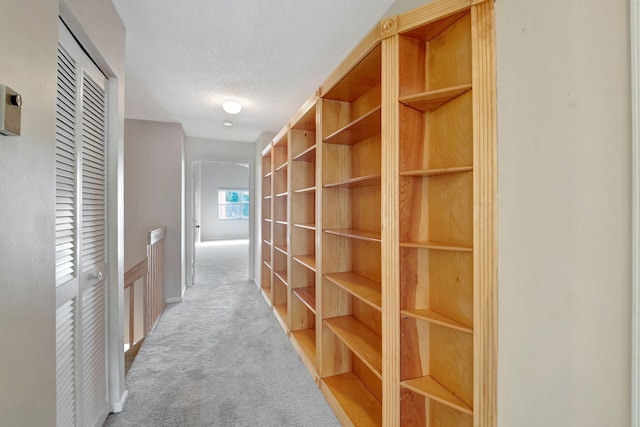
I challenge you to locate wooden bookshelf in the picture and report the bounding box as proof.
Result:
[260,144,273,304]
[319,33,384,427]
[289,94,319,375]
[255,1,496,425]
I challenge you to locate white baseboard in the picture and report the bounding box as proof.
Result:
[166,296,183,303]
[111,389,128,413]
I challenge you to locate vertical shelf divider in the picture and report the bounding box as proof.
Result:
[380,16,400,427]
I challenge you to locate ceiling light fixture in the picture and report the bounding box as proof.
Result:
[223,120,233,127]
[222,100,242,114]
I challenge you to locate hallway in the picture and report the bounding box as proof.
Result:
[104,240,339,426]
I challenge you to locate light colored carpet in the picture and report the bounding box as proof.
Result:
[104,240,339,427]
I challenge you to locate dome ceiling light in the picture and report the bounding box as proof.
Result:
[222,100,242,114]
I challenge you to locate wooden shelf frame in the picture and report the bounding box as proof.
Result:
[255,1,497,426]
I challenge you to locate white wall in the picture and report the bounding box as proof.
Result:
[496,1,631,425]
[0,0,126,423]
[200,162,250,241]
[0,2,58,423]
[124,119,184,302]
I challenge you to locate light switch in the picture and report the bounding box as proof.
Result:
[0,85,21,136]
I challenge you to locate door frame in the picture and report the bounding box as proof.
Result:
[632,0,640,424]
[185,156,256,289]
[59,3,127,413]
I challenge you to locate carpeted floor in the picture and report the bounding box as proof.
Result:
[104,240,339,427]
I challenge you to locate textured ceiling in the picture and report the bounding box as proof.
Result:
[111,0,403,143]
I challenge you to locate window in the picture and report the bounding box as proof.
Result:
[218,189,249,220]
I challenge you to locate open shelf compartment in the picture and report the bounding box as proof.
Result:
[400,316,474,423]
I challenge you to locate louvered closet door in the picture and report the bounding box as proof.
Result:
[78,67,109,427]
[55,20,110,427]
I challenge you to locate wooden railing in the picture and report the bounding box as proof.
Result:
[123,226,167,365]
[145,226,166,334]
[124,257,147,356]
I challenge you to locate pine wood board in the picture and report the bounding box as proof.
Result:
[293,286,316,313]
[324,315,382,378]
[293,254,316,271]
[324,271,382,311]
[324,228,381,243]
[323,106,381,145]
[401,375,473,415]
[321,373,382,427]
[399,84,472,112]
[401,308,472,334]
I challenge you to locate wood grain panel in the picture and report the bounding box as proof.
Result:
[322,143,352,185]
[352,83,382,120]
[352,134,382,178]
[321,373,382,427]
[399,103,426,172]
[322,43,382,102]
[351,186,381,233]
[427,90,473,169]
[352,239,382,285]
[291,191,315,225]
[398,0,470,35]
[399,35,426,96]
[323,277,352,318]
[353,356,383,403]
[290,291,315,331]
[471,1,497,425]
[291,156,315,191]
[322,99,352,139]
[400,388,427,427]
[428,172,473,247]
[353,299,382,337]
[430,324,474,409]
[429,250,474,328]
[322,323,351,377]
[428,12,472,90]
[430,399,473,426]
[289,93,318,131]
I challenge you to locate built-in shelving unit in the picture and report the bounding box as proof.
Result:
[272,128,289,330]
[395,8,483,427]
[258,0,496,425]
[320,40,384,426]
[260,144,273,302]
[288,95,319,376]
